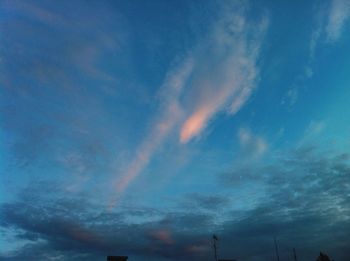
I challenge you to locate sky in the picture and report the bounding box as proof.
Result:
[0,0,350,260]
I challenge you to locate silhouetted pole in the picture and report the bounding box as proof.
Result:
[293,248,298,261]
[273,236,280,261]
[213,234,218,261]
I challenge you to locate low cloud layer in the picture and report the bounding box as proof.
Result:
[1,145,349,260]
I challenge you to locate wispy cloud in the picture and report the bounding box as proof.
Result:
[113,2,269,199]
[326,0,350,42]
[149,229,174,245]
[0,1,122,90]
[297,120,327,147]
[3,145,350,260]
[293,0,350,102]
[309,0,350,61]
[238,127,268,157]
[180,5,268,143]
[112,58,194,201]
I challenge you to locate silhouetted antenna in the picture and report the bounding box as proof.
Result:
[293,248,298,261]
[273,236,280,261]
[213,234,218,261]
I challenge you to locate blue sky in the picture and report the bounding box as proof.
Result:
[1,0,350,260]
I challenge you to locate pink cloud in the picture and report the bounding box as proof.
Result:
[111,4,269,201]
[180,107,209,143]
[179,13,268,143]
[149,229,174,245]
[110,59,193,204]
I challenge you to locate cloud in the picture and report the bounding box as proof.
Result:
[305,0,349,81]
[1,0,269,213]
[0,197,213,261]
[0,1,122,89]
[219,145,350,260]
[308,0,350,62]
[304,120,326,135]
[181,193,230,211]
[238,127,268,157]
[148,229,174,245]
[112,3,268,197]
[0,1,126,182]
[179,5,268,143]
[114,2,269,198]
[111,58,194,202]
[282,0,350,112]
[326,0,350,42]
[282,87,299,107]
[2,145,350,260]
[297,120,327,147]
[180,107,211,144]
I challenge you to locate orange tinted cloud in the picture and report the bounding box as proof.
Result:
[111,7,268,202]
[150,229,174,245]
[178,14,268,144]
[115,116,173,194]
[110,59,193,205]
[180,107,209,143]
[179,79,233,144]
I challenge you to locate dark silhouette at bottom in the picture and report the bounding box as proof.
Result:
[316,252,333,261]
[107,256,128,261]
[105,249,335,260]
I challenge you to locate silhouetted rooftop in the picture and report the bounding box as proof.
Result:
[107,256,128,261]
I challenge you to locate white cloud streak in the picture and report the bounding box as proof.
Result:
[306,0,349,79]
[326,0,350,42]
[180,6,268,143]
[238,127,267,157]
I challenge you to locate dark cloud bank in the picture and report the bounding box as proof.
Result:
[1,146,349,261]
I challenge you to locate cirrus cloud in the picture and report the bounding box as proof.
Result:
[114,1,269,198]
